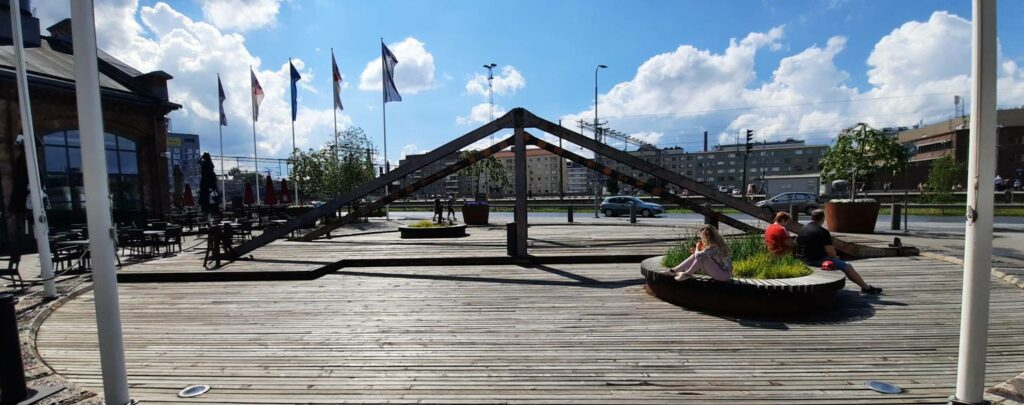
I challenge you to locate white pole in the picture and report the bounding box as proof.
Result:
[954,0,997,403]
[10,0,56,298]
[70,1,131,403]
[219,74,226,210]
[250,66,260,206]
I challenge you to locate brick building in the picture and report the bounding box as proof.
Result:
[1,19,179,241]
[873,108,1024,190]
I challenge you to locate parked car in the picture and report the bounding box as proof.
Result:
[755,192,820,214]
[731,189,742,196]
[600,196,664,217]
[717,186,730,193]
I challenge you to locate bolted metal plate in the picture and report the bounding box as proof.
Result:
[178,384,211,398]
[865,380,902,394]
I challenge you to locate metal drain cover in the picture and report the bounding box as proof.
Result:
[178,384,211,398]
[865,380,902,394]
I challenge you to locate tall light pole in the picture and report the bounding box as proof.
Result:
[483,63,497,146]
[593,64,607,218]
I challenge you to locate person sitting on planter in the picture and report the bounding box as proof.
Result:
[765,211,795,255]
[669,225,732,282]
[797,209,883,295]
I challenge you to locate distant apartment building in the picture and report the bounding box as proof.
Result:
[872,108,1024,190]
[492,148,569,197]
[167,132,200,196]
[607,139,827,195]
[566,161,593,194]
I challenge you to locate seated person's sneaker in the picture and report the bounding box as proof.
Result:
[861,285,883,295]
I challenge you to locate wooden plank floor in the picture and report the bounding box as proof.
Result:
[116,223,698,277]
[37,256,1024,403]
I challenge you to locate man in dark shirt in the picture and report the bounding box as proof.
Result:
[797,209,882,295]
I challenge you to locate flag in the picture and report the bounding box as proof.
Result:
[250,68,264,121]
[331,50,344,111]
[289,60,301,121]
[381,42,402,103]
[217,75,227,126]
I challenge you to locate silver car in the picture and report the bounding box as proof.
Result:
[755,192,820,214]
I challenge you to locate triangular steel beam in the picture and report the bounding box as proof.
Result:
[297,134,516,241]
[228,111,515,259]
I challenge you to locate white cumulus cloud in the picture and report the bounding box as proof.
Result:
[465,66,526,97]
[198,0,281,32]
[359,37,436,95]
[32,0,350,161]
[456,102,508,126]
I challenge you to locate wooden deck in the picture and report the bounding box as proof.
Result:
[114,222,695,281]
[36,253,1024,403]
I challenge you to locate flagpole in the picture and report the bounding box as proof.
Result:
[250,65,261,206]
[10,0,57,299]
[218,74,226,210]
[289,58,299,206]
[332,48,339,163]
[381,38,390,220]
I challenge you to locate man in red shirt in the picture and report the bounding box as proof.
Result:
[764,211,794,255]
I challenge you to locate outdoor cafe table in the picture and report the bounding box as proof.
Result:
[143,230,165,255]
[56,239,90,270]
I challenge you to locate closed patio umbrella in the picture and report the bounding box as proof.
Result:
[278,179,291,205]
[243,182,255,206]
[264,174,277,206]
[172,165,184,210]
[183,183,195,208]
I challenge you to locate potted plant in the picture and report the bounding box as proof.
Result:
[457,150,510,225]
[819,123,908,233]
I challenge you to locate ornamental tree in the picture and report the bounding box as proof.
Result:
[819,123,908,200]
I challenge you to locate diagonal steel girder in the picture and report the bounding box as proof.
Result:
[524,133,758,233]
[521,110,775,224]
[298,135,516,241]
[228,111,515,259]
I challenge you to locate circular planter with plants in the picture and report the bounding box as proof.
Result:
[399,220,468,239]
[642,233,846,317]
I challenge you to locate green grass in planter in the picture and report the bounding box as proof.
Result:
[733,251,812,279]
[408,220,446,228]
[661,230,811,279]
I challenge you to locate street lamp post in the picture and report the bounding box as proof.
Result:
[593,64,607,218]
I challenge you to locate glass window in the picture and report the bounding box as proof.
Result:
[42,130,140,211]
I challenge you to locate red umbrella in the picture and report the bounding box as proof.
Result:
[183,183,195,208]
[264,174,277,205]
[243,182,255,206]
[278,179,291,205]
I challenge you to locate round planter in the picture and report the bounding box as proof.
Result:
[399,224,468,239]
[824,201,880,234]
[641,256,845,317]
[462,204,490,225]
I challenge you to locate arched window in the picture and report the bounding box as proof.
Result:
[43,130,140,211]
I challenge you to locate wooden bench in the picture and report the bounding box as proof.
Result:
[641,256,846,317]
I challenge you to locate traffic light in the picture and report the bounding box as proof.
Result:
[745,129,754,153]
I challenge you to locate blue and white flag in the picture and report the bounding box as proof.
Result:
[289,60,301,121]
[381,42,402,103]
[217,75,227,126]
[332,50,344,111]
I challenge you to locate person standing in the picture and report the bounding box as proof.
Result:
[446,194,457,222]
[432,196,443,223]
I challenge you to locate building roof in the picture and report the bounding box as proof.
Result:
[493,147,559,159]
[898,108,1024,142]
[0,19,179,109]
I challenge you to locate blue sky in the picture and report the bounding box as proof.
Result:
[34,0,1024,173]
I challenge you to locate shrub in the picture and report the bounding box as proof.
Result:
[661,230,812,280]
